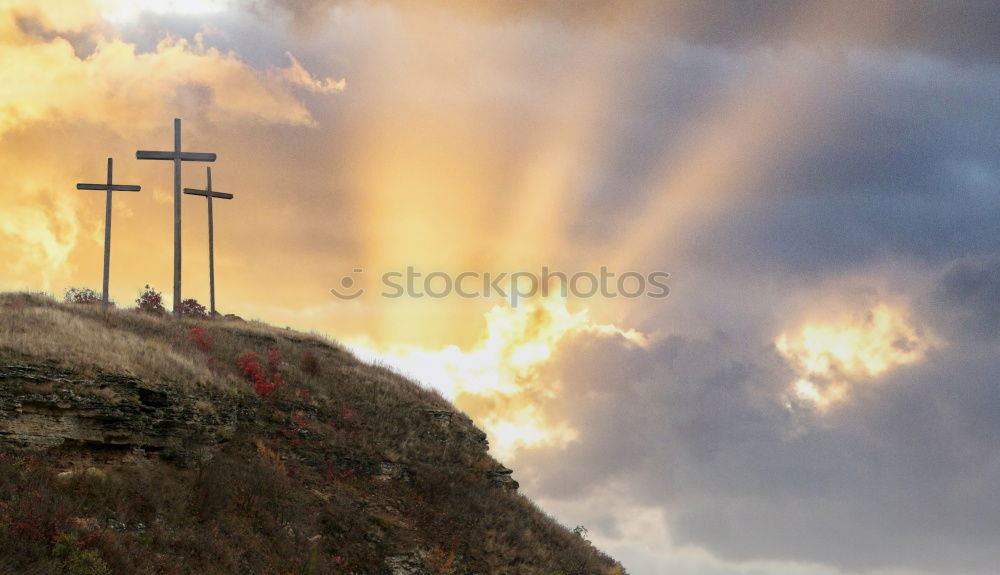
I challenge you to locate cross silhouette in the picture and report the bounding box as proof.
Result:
[76,158,141,307]
[184,167,234,316]
[137,118,217,315]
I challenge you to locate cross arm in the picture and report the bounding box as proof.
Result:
[77,183,142,192]
[180,152,217,162]
[184,188,234,200]
[136,150,174,161]
[136,151,217,162]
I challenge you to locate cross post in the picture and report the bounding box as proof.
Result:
[76,158,141,307]
[137,118,216,315]
[183,167,234,315]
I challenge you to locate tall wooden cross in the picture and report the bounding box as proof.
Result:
[136,118,217,315]
[76,158,141,307]
[183,167,233,316]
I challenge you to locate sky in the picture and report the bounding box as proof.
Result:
[2,1,1000,573]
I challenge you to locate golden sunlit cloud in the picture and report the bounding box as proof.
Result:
[776,303,939,409]
[350,298,647,460]
[0,190,79,289]
[0,2,343,138]
[281,52,347,94]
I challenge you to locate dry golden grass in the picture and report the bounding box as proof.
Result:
[0,294,212,386]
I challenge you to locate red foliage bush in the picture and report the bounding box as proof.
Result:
[237,351,286,396]
[189,326,214,352]
[64,287,101,304]
[136,285,165,314]
[180,298,208,317]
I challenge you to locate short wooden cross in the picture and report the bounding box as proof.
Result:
[184,167,234,316]
[76,158,141,307]
[137,118,217,316]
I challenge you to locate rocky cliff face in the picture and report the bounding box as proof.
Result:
[0,361,498,481]
[0,362,252,463]
[0,293,623,575]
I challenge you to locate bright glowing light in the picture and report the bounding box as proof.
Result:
[481,404,578,456]
[349,298,646,460]
[776,303,937,409]
[100,0,232,22]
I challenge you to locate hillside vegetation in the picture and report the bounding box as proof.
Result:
[0,292,624,575]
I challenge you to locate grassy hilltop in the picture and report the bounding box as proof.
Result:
[0,292,624,575]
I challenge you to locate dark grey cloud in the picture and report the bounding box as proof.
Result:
[516,318,1000,573]
[254,0,1000,64]
[650,50,1000,277]
[931,255,1000,342]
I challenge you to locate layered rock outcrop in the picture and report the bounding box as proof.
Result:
[0,362,253,463]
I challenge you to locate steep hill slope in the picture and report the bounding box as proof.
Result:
[0,293,624,575]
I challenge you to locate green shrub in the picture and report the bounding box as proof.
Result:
[52,533,112,575]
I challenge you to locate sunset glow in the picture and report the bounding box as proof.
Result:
[3,1,999,573]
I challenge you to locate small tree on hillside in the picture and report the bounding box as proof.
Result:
[136,285,166,314]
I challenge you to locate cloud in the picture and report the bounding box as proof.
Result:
[3,0,100,33]
[0,187,80,290]
[775,303,938,408]
[932,255,1000,342]
[350,298,646,459]
[259,0,1000,64]
[280,52,346,93]
[500,279,1000,574]
[642,48,1000,280]
[0,1,343,138]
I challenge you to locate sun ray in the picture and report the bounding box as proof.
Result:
[345,5,658,347]
[606,2,905,274]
